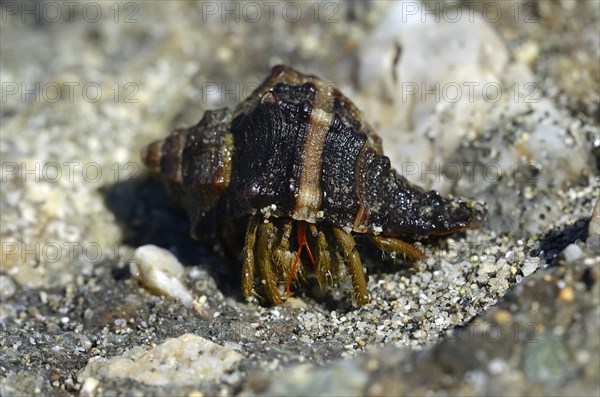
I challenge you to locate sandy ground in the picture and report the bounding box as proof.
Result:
[1,1,598,396]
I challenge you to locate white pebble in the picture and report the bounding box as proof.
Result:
[562,244,583,263]
[130,245,193,307]
[0,275,17,299]
[79,377,100,397]
[78,334,242,386]
[521,258,539,277]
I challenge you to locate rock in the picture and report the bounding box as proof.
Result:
[521,258,539,277]
[244,360,368,396]
[356,0,511,189]
[79,377,100,397]
[358,0,508,131]
[79,334,242,386]
[524,332,570,386]
[0,274,17,299]
[562,244,583,263]
[130,244,193,307]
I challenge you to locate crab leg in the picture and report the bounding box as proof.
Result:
[309,223,335,290]
[256,220,283,304]
[242,215,259,299]
[368,235,424,260]
[332,227,369,306]
[272,219,299,281]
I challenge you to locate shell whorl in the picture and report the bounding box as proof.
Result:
[141,109,234,238]
[141,129,187,184]
[141,139,163,175]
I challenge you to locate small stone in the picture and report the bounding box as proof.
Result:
[130,245,193,307]
[84,308,94,320]
[488,358,507,375]
[0,275,17,299]
[477,261,496,275]
[557,287,575,302]
[79,378,100,397]
[522,258,539,277]
[514,41,540,66]
[79,334,242,386]
[562,244,583,263]
[493,309,512,325]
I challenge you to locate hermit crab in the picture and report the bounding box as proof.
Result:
[142,65,486,306]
